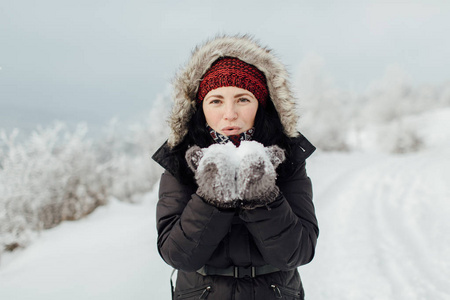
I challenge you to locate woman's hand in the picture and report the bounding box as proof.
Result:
[185,144,239,209]
[185,142,285,210]
[237,143,285,209]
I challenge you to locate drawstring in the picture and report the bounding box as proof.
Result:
[170,269,177,300]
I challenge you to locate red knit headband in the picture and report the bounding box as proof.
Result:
[197,57,269,107]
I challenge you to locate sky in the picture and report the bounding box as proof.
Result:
[1,0,449,134]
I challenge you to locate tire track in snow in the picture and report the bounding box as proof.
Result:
[367,153,450,299]
[304,153,394,299]
[302,151,450,300]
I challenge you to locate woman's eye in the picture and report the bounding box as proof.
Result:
[238,97,250,103]
[210,99,221,104]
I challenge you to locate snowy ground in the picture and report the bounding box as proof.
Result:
[1,149,449,300]
[302,149,450,300]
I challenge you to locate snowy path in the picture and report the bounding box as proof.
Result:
[301,149,450,300]
[1,150,449,300]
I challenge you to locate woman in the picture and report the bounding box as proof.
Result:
[152,35,318,300]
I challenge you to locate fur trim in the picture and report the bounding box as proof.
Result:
[168,34,299,148]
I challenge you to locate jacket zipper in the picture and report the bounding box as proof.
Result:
[271,284,282,298]
[270,284,301,299]
[199,286,211,299]
[177,285,211,299]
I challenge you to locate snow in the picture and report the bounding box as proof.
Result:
[301,149,450,299]
[1,151,450,299]
[198,141,270,169]
[346,108,450,153]
[0,186,172,299]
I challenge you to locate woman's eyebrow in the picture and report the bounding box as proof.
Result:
[234,93,254,98]
[205,94,224,101]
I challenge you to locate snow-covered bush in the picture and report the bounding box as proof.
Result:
[346,119,425,153]
[0,123,108,251]
[96,91,169,202]
[294,53,353,151]
[295,55,450,152]
[0,91,170,253]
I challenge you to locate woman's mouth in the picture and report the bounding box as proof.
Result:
[221,126,241,135]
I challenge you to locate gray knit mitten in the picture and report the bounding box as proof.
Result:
[185,143,239,209]
[236,141,285,209]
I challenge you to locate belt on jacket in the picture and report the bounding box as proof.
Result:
[197,265,280,279]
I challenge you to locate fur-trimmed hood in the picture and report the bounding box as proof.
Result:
[167,35,299,148]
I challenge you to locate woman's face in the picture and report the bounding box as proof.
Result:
[202,86,259,136]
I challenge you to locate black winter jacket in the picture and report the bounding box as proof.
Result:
[152,134,319,300]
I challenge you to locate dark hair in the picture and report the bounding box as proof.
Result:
[252,100,294,177]
[252,99,290,150]
[186,105,214,148]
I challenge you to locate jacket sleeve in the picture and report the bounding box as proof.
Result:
[239,161,319,270]
[156,170,235,272]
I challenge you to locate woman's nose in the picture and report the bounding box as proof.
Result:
[223,104,238,120]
